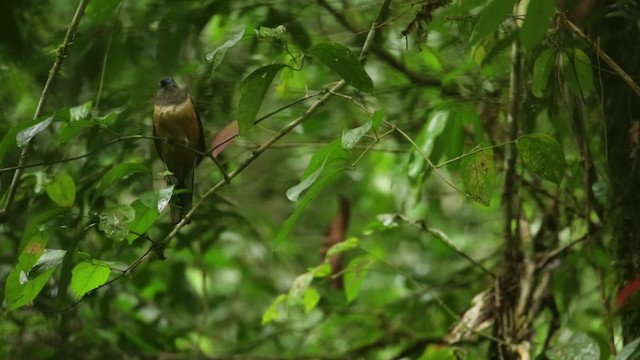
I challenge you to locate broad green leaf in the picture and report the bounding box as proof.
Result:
[237,64,287,135]
[94,162,150,202]
[16,231,50,272]
[303,287,320,313]
[58,119,95,143]
[470,0,516,44]
[71,261,112,298]
[286,161,326,202]
[546,332,600,360]
[99,205,136,241]
[519,0,555,50]
[0,117,46,164]
[16,115,53,147]
[126,200,159,243]
[262,294,288,324]
[288,272,313,306]
[31,249,67,274]
[460,148,496,206]
[5,268,55,312]
[563,48,594,98]
[532,48,556,98]
[408,110,449,178]
[326,237,359,257]
[517,134,565,185]
[371,108,385,131]
[46,173,76,207]
[140,186,173,213]
[344,256,374,303]
[341,120,372,149]
[307,42,373,92]
[206,29,245,75]
[309,263,332,278]
[617,338,640,360]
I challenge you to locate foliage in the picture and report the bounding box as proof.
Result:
[1,0,639,359]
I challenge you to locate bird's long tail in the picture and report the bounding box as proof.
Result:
[168,170,194,224]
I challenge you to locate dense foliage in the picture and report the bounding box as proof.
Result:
[2,0,640,359]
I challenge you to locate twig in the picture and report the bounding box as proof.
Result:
[0,0,91,222]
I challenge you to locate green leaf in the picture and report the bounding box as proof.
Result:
[126,200,159,243]
[94,162,150,202]
[309,263,332,277]
[563,48,594,98]
[519,0,555,50]
[532,48,556,98]
[408,110,449,178]
[286,161,326,202]
[256,25,286,41]
[517,134,565,185]
[326,237,359,257]
[262,294,288,324]
[344,256,374,303]
[98,205,136,241]
[31,249,67,274]
[288,272,314,306]
[16,115,53,147]
[70,101,92,121]
[371,108,385,131]
[140,186,173,213]
[206,29,245,75]
[46,173,76,207]
[86,0,121,23]
[303,287,320,313]
[341,120,372,149]
[237,64,287,135]
[461,148,496,206]
[617,338,640,360]
[470,0,516,44]
[546,332,600,360]
[5,268,55,312]
[71,261,112,298]
[307,42,373,92]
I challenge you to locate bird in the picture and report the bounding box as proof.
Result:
[153,76,205,224]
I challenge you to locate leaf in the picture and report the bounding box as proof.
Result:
[546,332,600,360]
[4,268,55,312]
[46,173,76,207]
[344,256,374,303]
[517,134,565,185]
[341,120,372,149]
[407,110,449,178]
[140,186,173,213]
[86,0,121,23]
[256,25,286,41]
[94,162,150,202]
[519,0,555,50]
[371,108,385,131]
[532,48,556,98]
[211,120,238,158]
[71,261,112,298]
[31,249,67,274]
[125,200,159,243]
[617,338,640,360]
[309,263,332,278]
[98,205,136,241]
[470,0,516,45]
[262,294,288,324]
[237,64,287,135]
[16,115,53,147]
[206,29,245,75]
[307,42,373,92]
[460,148,496,206]
[563,48,594,98]
[286,161,326,202]
[326,237,359,257]
[70,101,92,121]
[303,287,320,313]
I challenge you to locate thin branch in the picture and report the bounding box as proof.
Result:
[0,0,91,222]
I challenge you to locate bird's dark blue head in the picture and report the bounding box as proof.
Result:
[159,76,177,88]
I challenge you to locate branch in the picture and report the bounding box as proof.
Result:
[0,0,90,222]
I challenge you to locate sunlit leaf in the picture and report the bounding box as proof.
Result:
[519,0,555,50]
[371,108,385,131]
[309,263,332,277]
[206,29,245,75]
[70,101,92,121]
[461,148,496,206]
[237,64,287,135]
[262,294,288,324]
[326,237,359,257]
[46,173,76,207]
[16,115,53,147]
[31,249,66,274]
[303,287,320,313]
[341,120,371,149]
[99,205,136,241]
[307,42,373,92]
[140,186,173,213]
[517,134,565,185]
[470,0,516,44]
[71,260,112,298]
[286,161,326,202]
[126,200,159,243]
[532,48,556,98]
[344,256,374,303]
[288,272,313,305]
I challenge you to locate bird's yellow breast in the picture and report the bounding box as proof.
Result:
[153,97,199,146]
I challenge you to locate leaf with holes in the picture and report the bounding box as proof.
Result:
[517,134,565,185]
[461,148,496,206]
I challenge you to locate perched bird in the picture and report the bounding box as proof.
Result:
[153,76,205,224]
